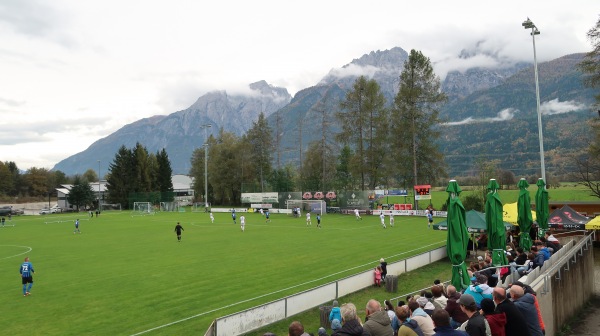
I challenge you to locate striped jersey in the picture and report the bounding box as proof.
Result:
[20,261,34,277]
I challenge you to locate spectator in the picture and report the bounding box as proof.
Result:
[417,296,435,316]
[393,305,424,336]
[530,247,545,270]
[463,273,493,308]
[492,287,530,336]
[433,279,446,297]
[374,266,382,287]
[330,300,342,324]
[332,303,367,336]
[380,258,388,282]
[480,298,506,336]
[431,285,448,309]
[445,285,468,329]
[318,327,329,336]
[534,241,551,260]
[331,319,342,334]
[539,236,559,253]
[457,294,488,336]
[384,300,396,321]
[431,308,468,336]
[408,299,435,336]
[514,247,527,266]
[510,286,544,336]
[288,321,309,336]
[363,299,393,336]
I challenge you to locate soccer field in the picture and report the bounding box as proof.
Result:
[0,210,446,335]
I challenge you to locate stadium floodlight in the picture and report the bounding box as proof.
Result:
[201,124,212,208]
[522,17,545,186]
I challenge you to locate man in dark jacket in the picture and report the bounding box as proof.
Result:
[431,308,468,336]
[458,294,486,336]
[363,299,393,336]
[511,285,544,336]
[493,287,531,336]
[444,285,468,329]
[332,303,369,336]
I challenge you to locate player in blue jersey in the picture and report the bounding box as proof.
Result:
[20,257,35,296]
[231,209,237,224]
[174,222,184,242]
[74,219,80,234]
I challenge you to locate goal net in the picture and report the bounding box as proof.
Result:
[100,203,122,211]
[160,201,179,212]
[286,200,325,217]
[132,202,154,216]
[191,202,210,213]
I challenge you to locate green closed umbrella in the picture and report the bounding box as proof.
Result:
[485,179,508,267]
[535,178,549,238]
[517,178,534,252]
[446,180,471,291]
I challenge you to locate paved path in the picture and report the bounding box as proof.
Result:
[567,247,600,335]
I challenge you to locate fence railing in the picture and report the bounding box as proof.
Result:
[206,246,447,336]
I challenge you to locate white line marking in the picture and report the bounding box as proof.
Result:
[0,245,33,260]
[129,240,445,335]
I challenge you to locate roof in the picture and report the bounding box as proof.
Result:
[548,205,590,230]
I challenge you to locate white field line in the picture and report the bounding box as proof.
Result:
[129,240,446,335]
[0,245,33,260]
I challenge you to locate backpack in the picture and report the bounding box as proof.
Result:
[403,319,425,336]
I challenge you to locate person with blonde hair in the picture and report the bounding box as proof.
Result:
[332,303,367,336]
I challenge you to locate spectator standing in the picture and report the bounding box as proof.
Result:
[492,287,530,336]
[510,286,544,336]
[374,267,382,287]
[329,300,342,325]
[380,258,388,282]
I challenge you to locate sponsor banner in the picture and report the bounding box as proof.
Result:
[278,192,303,205]
[250,203,273,209]
[415,194,432,200]
[387,189,408,196]
[372,209,447,217]
[241,192,279,204]
[261,192,278,203]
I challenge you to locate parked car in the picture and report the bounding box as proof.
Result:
[39,207,60,215]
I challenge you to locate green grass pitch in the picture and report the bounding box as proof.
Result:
[0,210,447,335]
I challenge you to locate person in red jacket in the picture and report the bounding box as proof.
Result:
[480,298,506,336]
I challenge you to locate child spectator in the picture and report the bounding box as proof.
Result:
[374,266,382,287]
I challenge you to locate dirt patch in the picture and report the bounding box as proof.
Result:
[562,296,600,335]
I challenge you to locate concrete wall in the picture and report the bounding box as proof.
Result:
[211,246,447,336]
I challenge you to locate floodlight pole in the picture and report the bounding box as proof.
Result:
[98,160,101,209]
[523,18,546,186]
[201,124,212,208]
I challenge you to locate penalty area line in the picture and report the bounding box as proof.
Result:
[129,240,445,335]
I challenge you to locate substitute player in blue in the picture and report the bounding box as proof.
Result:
[20,257,35,296]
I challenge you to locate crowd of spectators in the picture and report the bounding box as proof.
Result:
[263,234,560,336]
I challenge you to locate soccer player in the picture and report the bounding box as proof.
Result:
[316,214,321,228]
[306,212,312,226]
[20,257,34,296]
[427,210,433,228]
[231,209,236,224]
[380,212,386,228]
[209,212,214,224]
[259,208,264,216]
[73,219,80,234]
[354,208,362,220]
[240,215,246,232]
[389,213,394,227]
[265,210,270,223]
[174,222,184,242]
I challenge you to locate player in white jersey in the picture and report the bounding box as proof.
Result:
[389,213,394,227]
[240,215,246,232]
[354,208,362,220]
[379,213,386,228]
[259,208,264,216]
[209,212,214,223]
[306,212,312,226]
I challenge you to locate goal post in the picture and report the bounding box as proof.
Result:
[160,201,179,212]
[286,200,325,217]
[100,203,122,211]
[132,202,154,216]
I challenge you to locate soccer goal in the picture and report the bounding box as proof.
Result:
[100,203,122,211]
[160,201,179,212]
[286,200,325,216]
[132,202,155,216]
[191,202,210,213]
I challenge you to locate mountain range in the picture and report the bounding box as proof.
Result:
[53,47,596,179]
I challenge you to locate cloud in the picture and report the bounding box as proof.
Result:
[0,97,25,107]
[0,117,113,146]
[325,63,380,80]
[540,98,587,115]
[445,108,517,126]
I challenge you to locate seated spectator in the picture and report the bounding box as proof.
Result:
[431,308,467,336]
[534,241,551,261]
[433,279,447,297]
[417,296,435,316]
[539,236,559,253]
[480,298,506,336]
[332,303,366,336]
[408,299,435,336]
[384,300,396,321]
[363,299,393,336]
[331,319,342,334]
[318,327,329,336]
[457,294,487,336]
[463,274,493,308]
[544,231,560,248]
[392,305,424,336]
[288,321,310,336]
[445,285,468,329]
[530,247,545,269]
[510,285,544,336]
[514,247,528,267]
[477,234,488,250]
[518,253,535,276]
[431,285,448,309]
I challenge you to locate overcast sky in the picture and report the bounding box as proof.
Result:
[0,0,597,172]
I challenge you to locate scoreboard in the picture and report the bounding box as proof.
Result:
[414,184,431,200]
